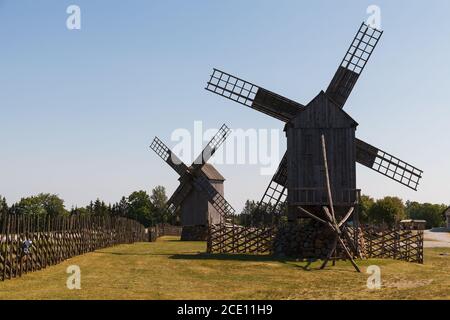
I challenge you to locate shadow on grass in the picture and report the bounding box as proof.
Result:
[96,251,195,257]
[169,253,321,271]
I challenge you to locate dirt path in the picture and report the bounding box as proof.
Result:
[424,229,450,248]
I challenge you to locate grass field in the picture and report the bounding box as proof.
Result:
[0,237,449,300]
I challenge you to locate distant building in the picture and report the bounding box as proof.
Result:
[400,219,427,231]
[445,207,450,230]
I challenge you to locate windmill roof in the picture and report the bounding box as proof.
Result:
[293,91,358,128]
[200,164,225,181]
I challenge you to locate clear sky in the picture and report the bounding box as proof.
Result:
[0,0,449,211]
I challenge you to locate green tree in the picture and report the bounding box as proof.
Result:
[239,200,258,226]
[150,186,170,224]
[369,196,405,227]
[405,201,447,229]
[112,196,129,217]
[70,206,89,216]
[93,199,109,217]
[358,195,375,224]
[14,193,67,217]
[128,190,154,227]
[0,196,7,214]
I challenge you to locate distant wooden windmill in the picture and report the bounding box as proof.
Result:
[205,23,423,269]
[150,124,235,240]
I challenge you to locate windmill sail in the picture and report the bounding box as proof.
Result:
[150,137,188,176]
[194,176,236,220]
[258,153,288,212]
[191,124,231,172]
[356,139,423,191]
[167,180,193,212]
[326,23,383,108]
[206,68,302,122]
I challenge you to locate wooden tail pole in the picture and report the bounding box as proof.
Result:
[320,134,360,273]
[321,135,335,221]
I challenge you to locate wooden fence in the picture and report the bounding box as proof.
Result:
[207,224,275,254]
[0,213,147,282]
[361,226,424,263]
[148,224,182,242]
[207,223,424,264]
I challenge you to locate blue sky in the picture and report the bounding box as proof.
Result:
[0,0,449,211]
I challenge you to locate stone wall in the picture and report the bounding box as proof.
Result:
[273,220,359,260]
[181,225,208,241]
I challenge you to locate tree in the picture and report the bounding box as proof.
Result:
[14,193,68,217]
[237,200,280,227]
[112,196,129,217]
[128,191,153,227]
[93,199,110,217]
[150,186,171,224]
[405,201,447,229]
[70,206,89,216]
[369,196,405,227]
[358,195,375,224]
[0,196,7,214]
[239,200,258,226]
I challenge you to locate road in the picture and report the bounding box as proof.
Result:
[424,229,450,248]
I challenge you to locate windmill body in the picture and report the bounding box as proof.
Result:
[180,164,224,227]
[286,91,358,219]
[150,125,236,241]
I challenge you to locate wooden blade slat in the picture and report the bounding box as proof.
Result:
[206,68,302,122]
[167,182,193,213]
[194,176,235,220]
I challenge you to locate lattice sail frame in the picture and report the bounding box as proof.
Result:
[341,22,383,75]
[356,139,423,191]
[257,154,287,211]
[192,124,231,170]
[206,69,302,122]
[326,23,383,108]
[150,137,188,176]
[206,69,259,108]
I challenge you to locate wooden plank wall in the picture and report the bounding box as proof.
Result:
[0,213,147,282]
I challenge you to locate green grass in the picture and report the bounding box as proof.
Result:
[0,236,449,300]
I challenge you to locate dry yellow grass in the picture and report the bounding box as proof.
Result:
[0,236,449,300]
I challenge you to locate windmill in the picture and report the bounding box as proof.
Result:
[150,124,235,240]
[205,23,423,268]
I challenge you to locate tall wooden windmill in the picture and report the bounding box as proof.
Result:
[205,23,423,262]
[150,124,235,240]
